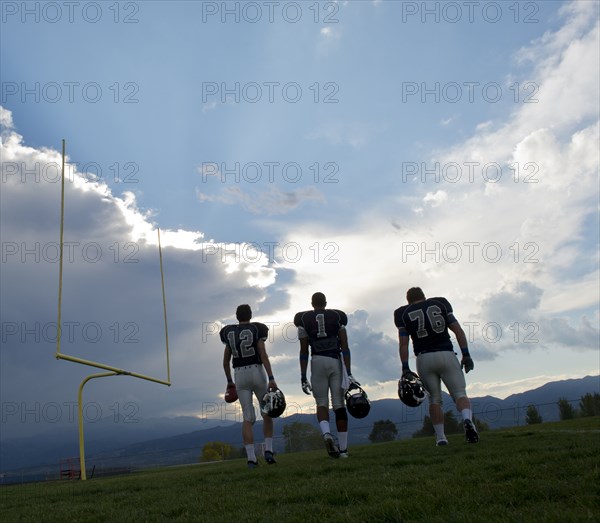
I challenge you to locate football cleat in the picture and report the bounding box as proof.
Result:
[247,460,259,469]
[338,449,349,458]
[345,382,371,419]
[436,439,449,446]
[323,432,340,458]
[398,371,427,407]
[264,451,277,464]
[260,388,286,418]
[464,419,479,443]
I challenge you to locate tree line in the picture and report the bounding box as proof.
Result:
[526,392,600,425]
[199,393,600,459]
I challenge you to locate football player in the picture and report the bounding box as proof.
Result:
[221,304,278,468]
[294,292,355,458]
[394,287,479,445]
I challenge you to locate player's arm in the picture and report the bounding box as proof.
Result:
[299,336,309,379]
[394,308,412,374]
[398,327,412,374]
[448,321,474,373]
[448,320,468,349]
[223,346,233,384]
[257,339,277,389]
[298,330,312,394]
[338,327,351,376]
[294,314,310,379]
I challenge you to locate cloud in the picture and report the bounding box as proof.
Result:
[479,281,543,325]
[201,101,218,113]
[346,309,399,384]
[316,10,343,54]
[0,106,14,130]
[196,185,326,215]
[197,163,327,215]
[273,1,599,367]
[320,27,338,39]
[1,2,598,443]
[0,111,283,436]
[306,121,375,150]
[423,190,448,207]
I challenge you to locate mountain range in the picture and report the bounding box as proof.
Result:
[1,375,598,483]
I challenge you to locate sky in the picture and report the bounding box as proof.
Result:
[1,0,599,440]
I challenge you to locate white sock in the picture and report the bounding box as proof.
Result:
[319,420,331,434]
[338,432,348,451]
[245,444,256,462]
[461,409,472,421]
[264,437,273,453]
[434,424,446,441]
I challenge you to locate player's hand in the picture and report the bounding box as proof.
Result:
[461,356,474,373]
[402,369,414,378]
[224,382,238,403]
[301,378,312,395]
[268,379,277,390]
[348,374,360,386]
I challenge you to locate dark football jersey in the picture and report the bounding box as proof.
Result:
[294,309,348,358]
[394,297,457,354]
[219,322,268,368]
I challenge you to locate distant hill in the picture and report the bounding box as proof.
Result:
[1,375,598,480]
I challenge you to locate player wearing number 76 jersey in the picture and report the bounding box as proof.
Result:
[220,304,278,468]
[394,287,478,446]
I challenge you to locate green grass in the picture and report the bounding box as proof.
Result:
[2,417,599,522]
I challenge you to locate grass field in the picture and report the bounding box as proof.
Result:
[1,417,599,522]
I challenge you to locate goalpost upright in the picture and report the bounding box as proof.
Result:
[55,140,171,480]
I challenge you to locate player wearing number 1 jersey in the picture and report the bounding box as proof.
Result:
[294,292,355,458]
[394,287,479,445]
[220,304,278,468]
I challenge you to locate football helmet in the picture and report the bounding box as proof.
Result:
[261,388,286,418]
[345,382,371,419]
[398,371,427,407]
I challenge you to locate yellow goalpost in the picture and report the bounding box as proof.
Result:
[55,139,171,480]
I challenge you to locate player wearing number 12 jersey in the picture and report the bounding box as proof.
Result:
[220,304,278,468]
[394,287,479,445]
